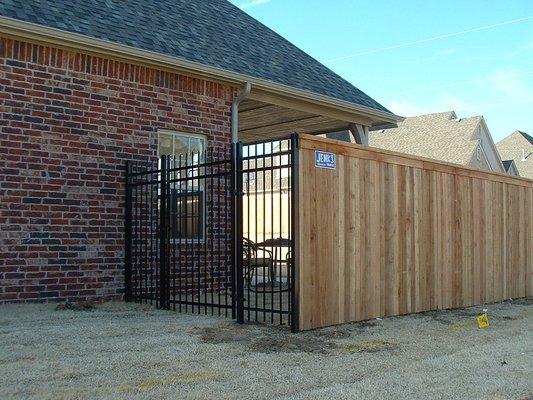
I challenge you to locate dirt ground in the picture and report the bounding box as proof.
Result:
[0,299,532,400]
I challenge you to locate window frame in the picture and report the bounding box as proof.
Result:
[158,130,208,243]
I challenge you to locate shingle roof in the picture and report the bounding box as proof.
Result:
[496,131,533,179]
[369,111,483,165]
[0,0,391,115]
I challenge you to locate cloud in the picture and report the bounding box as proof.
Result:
[381,70,533,97]
[435,93,474,112]
[326,15,533,62]
[387,93,473,116]
[505,41,533,58]
[238,0,271,10]
[435,48,457,56]
[386,100,427,117]
[385,67,533,118]
[419,47,458,63]
[387,94,533,118]
[489,67,530,99]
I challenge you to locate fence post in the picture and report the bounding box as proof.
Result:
[124,161,133,302]
[290,133,300,332]
[232,142,245,323]
[159,156,170,310]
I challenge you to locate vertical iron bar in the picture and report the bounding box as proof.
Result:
[245,148,251,322]
[149,162,154,303]
[144,163,149,304]
[270,144,275,324]
[279,141,283,324]
[233,142,244,324]
[218,149,223,316]
[290,133,299,332]
[171,156,176,311]
[140,163,146,303]
[203,150,208,315]
[190,153,195,313]
[253,144,265,322]
[184,152,190,314]
[178,154,183,312]
[133,162,138,302]
[166,156,172,310]
[262,142,266,323]
[222,150,229,317]
[209,153,215,315]
[124,161,133,302]
[196,151,202,314]
[286,141,291,325]
[159,155,169,310]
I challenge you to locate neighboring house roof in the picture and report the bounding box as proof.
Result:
[0,0,391,116]
[369,111,506,172]
[496,131,533,179]
[369,112,475,164]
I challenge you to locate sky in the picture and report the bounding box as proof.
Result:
[231,0,533,142]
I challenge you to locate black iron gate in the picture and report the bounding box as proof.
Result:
[125,135,298,331]
[235,135,298,330]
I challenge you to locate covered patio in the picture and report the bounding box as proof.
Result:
[236,86,397,144]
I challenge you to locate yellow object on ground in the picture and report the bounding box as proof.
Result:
[477,313,490,328]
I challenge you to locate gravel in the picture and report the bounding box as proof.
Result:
[0,299,532,399]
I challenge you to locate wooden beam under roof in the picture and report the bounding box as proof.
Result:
[239,105,316,132]
[239,115,350,142]
[238,99,271,112]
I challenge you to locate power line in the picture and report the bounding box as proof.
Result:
[327,15,533,62]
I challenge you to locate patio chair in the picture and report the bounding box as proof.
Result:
[242,238,275,292]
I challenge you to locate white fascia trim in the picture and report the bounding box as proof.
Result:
[477,117,506,172]
[0,16,402,124]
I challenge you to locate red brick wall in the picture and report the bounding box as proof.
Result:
[0,37,235,303]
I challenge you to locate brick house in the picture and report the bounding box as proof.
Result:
[0,0,399,303]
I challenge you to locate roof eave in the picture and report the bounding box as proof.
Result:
[0,15,401,125]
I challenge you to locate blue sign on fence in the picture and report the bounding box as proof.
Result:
[314,151,336,169]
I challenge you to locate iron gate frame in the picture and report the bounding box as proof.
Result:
[124,134,299,332]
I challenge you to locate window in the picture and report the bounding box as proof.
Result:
[172,191,204,240]
[158,131,206,162]
[158,131,207,241]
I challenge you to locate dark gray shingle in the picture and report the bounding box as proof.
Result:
[1,0,391,114]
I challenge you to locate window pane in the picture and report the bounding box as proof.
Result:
[189,137,205,162]
[159,133,173,156]
[172,191,203,240]
[174,136,189,158]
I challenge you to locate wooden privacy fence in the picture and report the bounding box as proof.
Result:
[296,134,533,331]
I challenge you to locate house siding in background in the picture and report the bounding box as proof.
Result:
[0,37,234,303]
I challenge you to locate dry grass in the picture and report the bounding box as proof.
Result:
[0,299,532,399]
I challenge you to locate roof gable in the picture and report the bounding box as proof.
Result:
[496,130,533,179]
[0,0,391,115]
[517,130,533,145]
